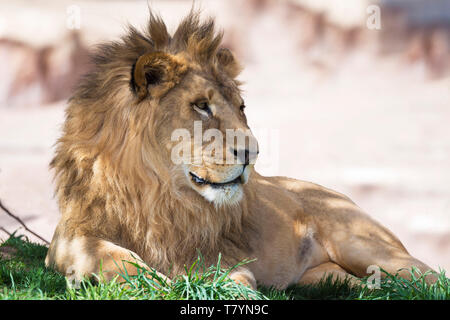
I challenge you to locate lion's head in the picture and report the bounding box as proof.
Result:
[132,45,260,207]
[54,11,258,213]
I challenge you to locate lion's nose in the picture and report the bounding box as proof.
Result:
[231,148,259,165]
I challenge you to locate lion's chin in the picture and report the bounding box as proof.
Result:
[197,183,243,208]
[184,165,251,208]
[187,171,245,207]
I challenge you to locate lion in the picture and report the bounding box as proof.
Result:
[45,11,437,290]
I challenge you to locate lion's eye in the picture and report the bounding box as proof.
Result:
[197,101,209,110]
[192,101,211,117]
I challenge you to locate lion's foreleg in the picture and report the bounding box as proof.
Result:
[45,235,168,285]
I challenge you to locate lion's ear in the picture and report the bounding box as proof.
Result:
[131,52,187,101]
[216,48,242,78]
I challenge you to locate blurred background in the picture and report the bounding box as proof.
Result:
[0,0,449,272]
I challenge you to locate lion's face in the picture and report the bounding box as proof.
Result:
[153,67,259,207]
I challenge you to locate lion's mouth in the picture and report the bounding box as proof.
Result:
[189,172,242,188]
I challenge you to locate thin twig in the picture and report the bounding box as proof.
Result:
[0,226,11,236]
[0,199,49,244]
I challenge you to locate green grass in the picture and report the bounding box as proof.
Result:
[0,234,448,300]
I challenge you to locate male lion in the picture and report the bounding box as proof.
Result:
[46,12,436,289]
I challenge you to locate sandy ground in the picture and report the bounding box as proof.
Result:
[0,0,449,272]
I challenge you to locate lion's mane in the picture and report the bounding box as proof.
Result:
[50,12,257,274]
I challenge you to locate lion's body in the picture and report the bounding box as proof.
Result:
[45,12,435,289]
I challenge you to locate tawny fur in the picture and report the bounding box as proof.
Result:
[46,11,437,289]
